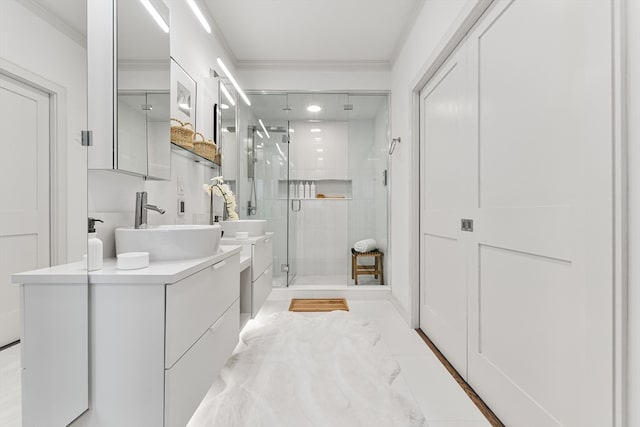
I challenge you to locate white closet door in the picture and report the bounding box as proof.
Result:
[465,1,613,426]
[419,44,471,377]
[0,74,50,347]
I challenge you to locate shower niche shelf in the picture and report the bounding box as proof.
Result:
[278,179,352,200]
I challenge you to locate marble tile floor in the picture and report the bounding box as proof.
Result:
[0,299,491,427]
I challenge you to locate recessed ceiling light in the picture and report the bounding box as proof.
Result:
[318,157,324,161]
[186,0,211,33]
[316,148,324,152]
[140,0,169,33]
[307,105,321,112]
[289,128,295,133]
[220,103,229,110]
[217,57,251,106]
[220,84,235,106]
[310,128,321,133]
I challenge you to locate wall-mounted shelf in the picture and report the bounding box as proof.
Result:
[171,143,221,169]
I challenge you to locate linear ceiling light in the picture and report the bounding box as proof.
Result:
[220,84,235,106]
[216,57,251,106]
[140,0,169,33]
[186,0,211,33]
[307,105,322,112]
[258,119,270,139]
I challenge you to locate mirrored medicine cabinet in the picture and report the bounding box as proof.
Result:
[88,0,171,180]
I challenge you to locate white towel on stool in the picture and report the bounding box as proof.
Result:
[354,239,377,253]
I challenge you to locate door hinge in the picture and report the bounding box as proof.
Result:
[81,130,93,147]
[461,219,474,232]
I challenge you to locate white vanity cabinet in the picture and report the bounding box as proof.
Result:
[80,248,240,427]
[14,246,242,427]
[222,233,273,327]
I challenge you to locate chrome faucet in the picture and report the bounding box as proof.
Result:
[135,192,165,229]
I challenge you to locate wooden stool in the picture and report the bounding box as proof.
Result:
[351,248,384,285]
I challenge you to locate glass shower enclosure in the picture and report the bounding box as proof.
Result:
[237,92,389,287]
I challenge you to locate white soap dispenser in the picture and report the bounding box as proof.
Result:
[304,181,310,199]
[310,181,316,198]
[298,181,304,199]
[88,217,104,271]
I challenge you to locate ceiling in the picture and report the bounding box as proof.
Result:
[204,0,424,65]
[31,0,424,67]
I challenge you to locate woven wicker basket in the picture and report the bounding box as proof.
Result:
[193,132,216,160]
[170,118,194,149]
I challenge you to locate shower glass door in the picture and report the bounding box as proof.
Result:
[244,93,293,287]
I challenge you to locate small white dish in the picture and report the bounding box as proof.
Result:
[117,252,149,270]
[235,231,249,240]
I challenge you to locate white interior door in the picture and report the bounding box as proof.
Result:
[465,1,614,426]
[0,73,50,347]
[419,43,471,377]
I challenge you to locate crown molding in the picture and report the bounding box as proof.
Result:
[235,59,392,72]
[19,0,86,48]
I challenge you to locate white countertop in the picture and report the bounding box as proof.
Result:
[12,246,242,285]
[221,231,274,245]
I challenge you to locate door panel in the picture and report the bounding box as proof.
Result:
[0,74,50,346]
[419,44,470,377]
[466,1,614,426]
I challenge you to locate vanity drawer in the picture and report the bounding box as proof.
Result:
[251,236,273,281]
[165,299,239,427]
[165,253,239,368]
[252,265,273,318]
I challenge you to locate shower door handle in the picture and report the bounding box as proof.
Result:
[291,199,301,212]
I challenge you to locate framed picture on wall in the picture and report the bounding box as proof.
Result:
[170,58,196,129]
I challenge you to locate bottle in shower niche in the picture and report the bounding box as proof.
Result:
[298,181,304,199]
[304,182,310,199]
[290,181,296,199]
[310,181,316,198]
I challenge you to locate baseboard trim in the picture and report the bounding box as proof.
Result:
[268,286,391,301]
[389,293,412,326]
[415,329,505,427]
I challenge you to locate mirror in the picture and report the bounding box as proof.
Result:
[117,0,170,179]
[88,0,171,179]
[220,81,237,183]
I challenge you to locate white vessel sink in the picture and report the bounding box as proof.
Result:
[220,219,267,237]
[115,224,222,261]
